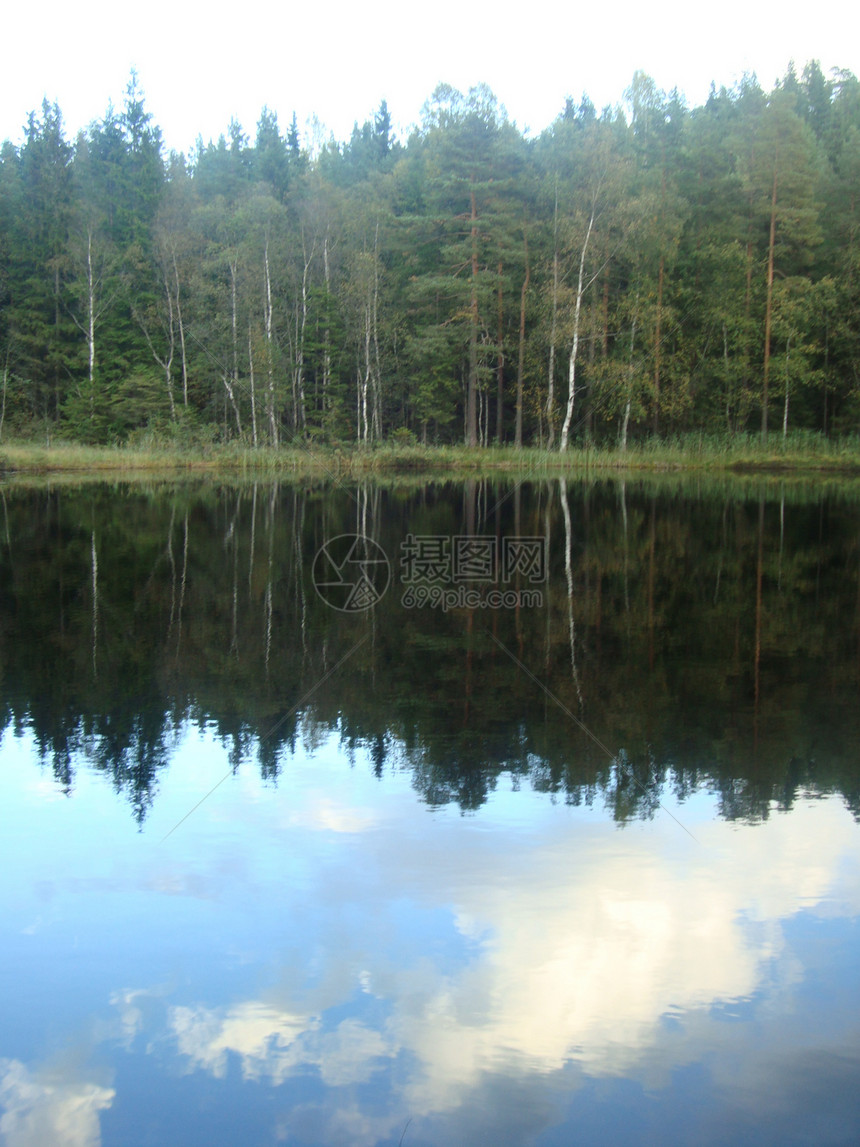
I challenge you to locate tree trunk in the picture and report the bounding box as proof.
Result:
[248,322,258,447]
[653,253,664,435]
[560,206,595,451]
[515,225,530,450]
[172,251,188,408]
[323,232,332,415]
[371,223,382,441]
[621,311,637,451]
[496,261,504,445]
[762,157,778,439]
[466,185,479,448]
[546,188,560,449]
[229,255,240,430]
[0,351,8,443]
[294,235,313,433]
[264,235,278,446]
[86,227,96,420]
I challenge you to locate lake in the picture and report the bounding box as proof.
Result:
[1,474,858,1146]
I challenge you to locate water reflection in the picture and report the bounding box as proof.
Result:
[2,726,859,1145]
[0,478,857,825]
[1,476,859,1144]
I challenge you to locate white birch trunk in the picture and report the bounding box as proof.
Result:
[783,336,790,438]
[229,255,240,433]
[362,305,371,442]
[134,262,176,420]
[323,232,332,413]
[172,250,188,407]
[621,314,636,452]
[560,206,595,451]
[546,185,560,448]
[86,227,96,420]
[296,238,313,432]
[371,222,382,441]
[559,478,583,706]
[264,236,278,446]
[248,322,258,447]
[223,372,242,435]
[0,352,8,442]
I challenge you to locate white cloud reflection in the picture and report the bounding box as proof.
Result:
[0,1060,114,1147]
[170,1003,394,1088]
[158,786,859,1127]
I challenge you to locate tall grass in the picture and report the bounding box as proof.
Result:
[1,431,858,478]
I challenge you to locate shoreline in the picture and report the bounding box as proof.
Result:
[2,438,860,479]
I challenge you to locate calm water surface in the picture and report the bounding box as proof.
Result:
[0,476,858,1146]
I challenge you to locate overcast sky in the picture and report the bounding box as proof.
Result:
[2,0,856,154]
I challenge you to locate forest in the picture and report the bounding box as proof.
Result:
[1,63,859,448]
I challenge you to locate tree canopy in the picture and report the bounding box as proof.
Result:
[1,66,859,447]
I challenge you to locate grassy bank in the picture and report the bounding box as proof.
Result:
[1,432,859,478]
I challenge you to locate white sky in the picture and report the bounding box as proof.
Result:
[1,0,856,154]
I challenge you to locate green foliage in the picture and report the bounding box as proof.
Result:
[1,67,860,448]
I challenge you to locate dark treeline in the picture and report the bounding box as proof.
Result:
[1,64,859,448]
[1,479,858,823]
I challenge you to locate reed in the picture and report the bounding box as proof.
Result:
[1,432,858,478]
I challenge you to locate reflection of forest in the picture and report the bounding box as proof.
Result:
[0,477,857,823]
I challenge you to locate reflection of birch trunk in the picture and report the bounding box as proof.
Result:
[166,504,177,638]
[248,483,257,600]
[544,490,554,677]
[647,500,655,672]
[754,497,764,748]
[91,529,98,678]
[1,490,10,553]
[778,486,785,590]
[229,492,240,656]
[620,480,630,617]
[265,486,276,673]
[714,499,727,605]
[292,488,307,656]
[559,479,582,707]
[175,511,188,661]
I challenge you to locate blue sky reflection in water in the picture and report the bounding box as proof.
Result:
[1,722,859,1146]
[1,477,860,1145]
